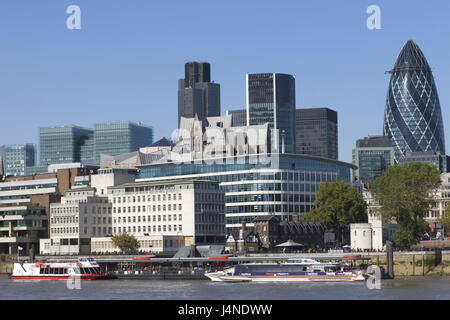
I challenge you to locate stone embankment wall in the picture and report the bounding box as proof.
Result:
[361,251,450,276]
[0,262,13,274]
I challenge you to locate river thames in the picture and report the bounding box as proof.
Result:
[0,276,449,300]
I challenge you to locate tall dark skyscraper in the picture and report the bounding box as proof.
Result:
[184,62,211,88]
[246,73,296,153]
[383,40,446,163]
[295,108,338,160]
[178,62,220,126]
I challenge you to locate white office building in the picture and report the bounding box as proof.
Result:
[91,178,226,254]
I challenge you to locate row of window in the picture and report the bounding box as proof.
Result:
[51,227,79,235]
[115,214,182,224]
[114,224,183,233]
[51,217,79,225]
[52,206,111,215]
[113,193,182,204]
[113,204,182,214]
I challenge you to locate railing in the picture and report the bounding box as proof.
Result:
[114,269,208,280]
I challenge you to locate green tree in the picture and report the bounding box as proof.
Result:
[111,232,140,253]
[371,162,441,248]
[302,180,367,245]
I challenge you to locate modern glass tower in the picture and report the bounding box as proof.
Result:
[295,108,338,160]
[93,121,153,163]
[383,40,446,163]
[3,144,36,176]
[247,73,296,154]
[40,126,93,167]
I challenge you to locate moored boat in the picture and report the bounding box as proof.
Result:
[205,258,366,283]
[11,257,116,280]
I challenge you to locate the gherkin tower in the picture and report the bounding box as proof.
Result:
[383,40,445,163]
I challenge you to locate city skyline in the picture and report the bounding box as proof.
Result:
[1,1,450,163]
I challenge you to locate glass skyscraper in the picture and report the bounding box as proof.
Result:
[94,122,153,163]
[352,136,394,186]
[247,73,296,154]
[39,122,153,167]
[295,108,338,160]
[40,126,93,167]
[3,144,36,176]
[383,40,446,163]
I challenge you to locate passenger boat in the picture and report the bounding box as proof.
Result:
[205,258,366,283]
[11,257,115,280]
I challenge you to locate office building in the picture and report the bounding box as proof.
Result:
[399,151,450,173]
[137,153,355,232]
[39,122,153,167]
[0,204,47,255]
[86,178,226,254]
[383,40,446,163]
[178,62,221,126]
[352,136,395,186]
[246,73,296,154]
[46,188,111,255]
[40,168,136,255]
[295,108,338,159]
[3,144,36,177]
[184,62,211,88]
[93,121,153,163]
[39,126,94,167]
[226,109,247,127]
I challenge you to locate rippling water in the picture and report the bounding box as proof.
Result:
[1,276,449,300]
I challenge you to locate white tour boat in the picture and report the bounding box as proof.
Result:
[11,257,115,280]
[205,258,366,283]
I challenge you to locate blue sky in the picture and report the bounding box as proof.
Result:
[0,0,449,163]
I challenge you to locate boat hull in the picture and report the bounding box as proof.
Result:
[206,273,365,283]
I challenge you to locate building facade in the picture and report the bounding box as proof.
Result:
[399,151,450,174]
[102,178,226,253]
[0,204,47,255]
[252,215,324,251]
[383,40,446,163]
[48,188,112,255]
[247,73,296,154]
[178,62,221,126]
[43,168,136,255]
[93,122,154,163]
[40,126,94,167]
[352,136,394,186]
[137,153,355,232]
[3,144,36,176]
[226,109,247,127]
[295,108,338,160]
